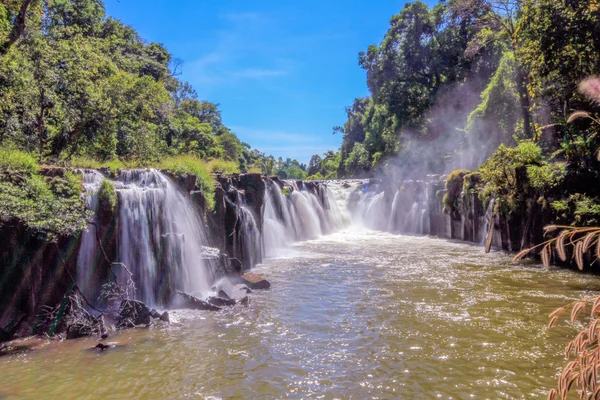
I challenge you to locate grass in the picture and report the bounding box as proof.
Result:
[155,155,216,210]
[68,156,127,174]
[206,159,240,175]
[0,147,40,175]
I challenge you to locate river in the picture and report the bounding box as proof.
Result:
[0,229,598,399]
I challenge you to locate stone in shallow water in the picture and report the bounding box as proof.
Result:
[118,299,152,327]
[241,272,271,290]
[207,296,236,307]
[172,291,221,312]
[66,323,92,340]
[159,312,170,323]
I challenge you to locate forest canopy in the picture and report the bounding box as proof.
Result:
[0,0,309,179]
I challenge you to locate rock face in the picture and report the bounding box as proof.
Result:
[241,273,271,290]
[0,220,78,341]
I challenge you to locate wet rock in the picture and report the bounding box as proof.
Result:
[149,309,161,319]
[172,291,221,312]
[240,296,249,307]
[100,332,110,340]
[95,343,110,351]
[241,272,271,290]
[160,312,170,323]
[66,323,92,340]
[207,296,236,307]
[241,286,252,294]
[217,290,231,300]
[229,258,243,273]
[118,299,152,327]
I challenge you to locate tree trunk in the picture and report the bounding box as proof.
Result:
[0,0,33,55]
[37,88,45,162]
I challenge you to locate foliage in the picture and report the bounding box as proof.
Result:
[462,171,482,196]
[0,165,89,238]
[465,52,521,146]
[551,195,600,227]
[97,179,116,216]
[515,226,600,399]
[478,142,564,211]
[0,147,39,174]
[68,156,127,174]
[443,169,469,216]
[156,155,215,210]
[207,159,240,175]
[344,143,371,176]
[0,0,307,190]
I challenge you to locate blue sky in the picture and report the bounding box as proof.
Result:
[103,0,407,163]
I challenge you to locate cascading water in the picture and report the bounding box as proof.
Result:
[260,179,350,256]
[76,170,106,301]
[76,169,215,306]
[116,169,214,305]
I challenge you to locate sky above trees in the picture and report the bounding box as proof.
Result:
[102,0,427,163]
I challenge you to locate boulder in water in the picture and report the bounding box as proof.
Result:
[241,272,271,290]
[240,296,249,306]
[160,311,170,323]
[172,291,221,311]
[66,323,93,340]
[207,296,236,307]
[118,299,152,327]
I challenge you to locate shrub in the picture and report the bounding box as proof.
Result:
[443,169,469,216]
[0,171,89,238]
[551,194,600,226]
[0,147,40,175]
[97,180,117,219]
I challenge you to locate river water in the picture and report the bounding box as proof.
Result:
[1,229,599,399]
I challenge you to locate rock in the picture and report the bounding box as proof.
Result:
[217,290,231,300]
[149,309,161,319]
[207,296,236,307]
[240,296,249,306]
[160,312,170,323]
[241,272,271,290]
[172,291,221,312]
[100,332,109,340]
[118,299,152,327]
[66,323,92,340]
[95,343,110,351]
[240,286,252,294]
[229,258,243,273]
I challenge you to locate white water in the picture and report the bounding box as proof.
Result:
[76,170,105,301]
[117,169,214,304]
[76,169,215,306]
[76,172,449,304]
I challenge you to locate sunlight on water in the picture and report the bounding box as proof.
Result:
[1,230,598,399]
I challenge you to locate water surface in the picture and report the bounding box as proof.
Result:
[1,230,597,399]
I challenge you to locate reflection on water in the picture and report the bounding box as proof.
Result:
[1,230,598,399]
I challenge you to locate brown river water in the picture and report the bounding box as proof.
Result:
[0,230,598,399]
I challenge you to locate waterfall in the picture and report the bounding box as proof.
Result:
[76,169,215,306]
[116,169,214,305]
[76,170,105,301]
[259,178,350,256]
